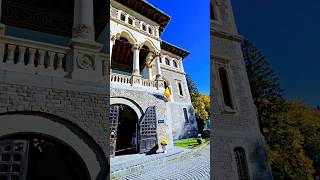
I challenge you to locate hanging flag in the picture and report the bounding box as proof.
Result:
[164,87,172,102]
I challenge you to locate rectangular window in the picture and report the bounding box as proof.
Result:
[142,24,146,31]
[128,18,133,25]
[178,82,184,96]
[148,27,152,34]
[183,108,189,123]
[120,14,126,21]
[218,67,233,108]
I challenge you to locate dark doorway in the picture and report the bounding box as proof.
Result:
[115,104,139,156]
[0,134,89,180]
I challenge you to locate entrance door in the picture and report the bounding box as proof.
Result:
[109,105,119,157]
[110,104,138,156]
[139,106,158,153]
[0,135,89,180]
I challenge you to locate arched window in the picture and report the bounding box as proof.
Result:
[234,147,250,180]
[165,58,170,66]
[173,61,178,68]
[218,67,233,108]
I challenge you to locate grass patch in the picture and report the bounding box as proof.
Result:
[174,138,208,149]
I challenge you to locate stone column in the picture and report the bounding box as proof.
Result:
[132,43,141,76]
[72,0,95,42]
[147,64,153,80]
[110,35,117,74]
[155,52,162,80]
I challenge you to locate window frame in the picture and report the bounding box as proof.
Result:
[176,80,184,97]
[215,58,237,113]
[142,24,146,31]
[183,108,189,124]
[165,58,170,66]
[233,147,250,180]
[120,13,126,22]
[173,60,178,68]
[128,17,133,25]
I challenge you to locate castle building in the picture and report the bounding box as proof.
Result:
[0,0,109,179]
[210,0,273,179]
[109,0,198,156]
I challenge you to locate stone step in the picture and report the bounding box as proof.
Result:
[110,148,191,178]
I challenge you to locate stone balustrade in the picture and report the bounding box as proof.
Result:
[0,35,69,77]
[111,73,163,89]
[110,73,132,85]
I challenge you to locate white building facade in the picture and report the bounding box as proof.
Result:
[109,0,197,156]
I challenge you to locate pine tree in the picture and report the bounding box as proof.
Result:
[242,39,284,137]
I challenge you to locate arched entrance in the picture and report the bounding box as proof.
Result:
[0,113,108,180]
[110,97,158,156]
[0,134,89,180]
[114,104,139,156]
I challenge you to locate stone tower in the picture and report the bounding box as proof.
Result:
[210,0,273,179]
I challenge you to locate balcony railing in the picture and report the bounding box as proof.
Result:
[110,73,163,89]
[0,34,108,82]
[0,35,69,77]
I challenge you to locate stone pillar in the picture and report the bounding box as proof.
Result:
[110,35,117,74]
[147,64,153,80]
[70,0,104,82]
[72,0,95,42]
[155,52,162,80]
[132,43,141,76]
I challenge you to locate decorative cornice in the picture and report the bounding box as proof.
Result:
[211,29,242,42]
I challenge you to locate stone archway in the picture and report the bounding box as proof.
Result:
[0,113,107,180]
[113,104,139,156]
[110,97,143,156]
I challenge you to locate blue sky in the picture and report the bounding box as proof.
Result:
[231,0,320,107]
[148,0,210,95]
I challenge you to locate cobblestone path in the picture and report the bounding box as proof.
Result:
[117,144,210,180]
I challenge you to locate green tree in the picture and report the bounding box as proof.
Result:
[186,74,210,133]
[242,39,315,179]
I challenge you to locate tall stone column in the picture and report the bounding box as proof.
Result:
[147,64,153,80]
[155,52,164,89]
[110,35,117,74]
[72,0,95,42]
[155,52,162,80]
[132,43,141,76]
[70,0,104,82]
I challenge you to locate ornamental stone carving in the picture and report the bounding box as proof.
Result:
[77,54,95,70]
[132,43,142,51]
[73,24,91,37]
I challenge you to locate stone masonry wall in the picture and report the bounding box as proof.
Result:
[211,0,273,179]
[0,83,108,156]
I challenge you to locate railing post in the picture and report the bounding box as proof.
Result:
[17,46,27,66]
[38,50,46,69]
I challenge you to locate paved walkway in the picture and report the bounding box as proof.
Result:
[111,143,210,180]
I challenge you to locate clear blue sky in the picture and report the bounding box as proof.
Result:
[148,0,210,95]
[231,0,320,107]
